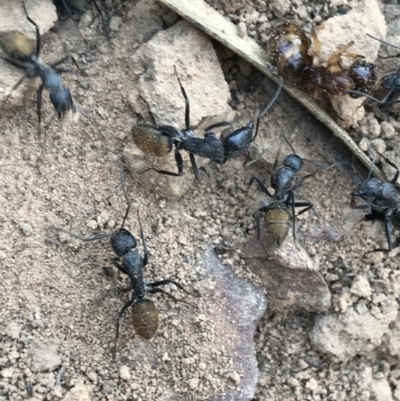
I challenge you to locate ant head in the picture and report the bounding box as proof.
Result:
[283,154,303,172]
[110,228,137,257]
[132,299,159,340]
[110,200,137,257]
[354,177,382,198]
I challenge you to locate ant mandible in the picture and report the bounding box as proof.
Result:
[60,165,190,357]
[351,149,400,254]
[268,21,377,99]
[132,68,283,180]
[0,1,82,128]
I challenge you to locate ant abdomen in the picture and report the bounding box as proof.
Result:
[131,299,159,340]
[348,59,377,99]
[268,22,312,83]
[0,31,35,62]
[132,124,174,157]
[265,204,292,246]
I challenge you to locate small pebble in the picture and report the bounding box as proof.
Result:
[119,366,131,381]
[237,21,247,38]
[228,371,241,385]
[86,220,98,230]
[20,222,33,236]
[110,16,122,32]
[87,371,97,383]
[188,378,199,390]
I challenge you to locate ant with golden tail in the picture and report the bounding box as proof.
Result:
[132,69,283,180]
[0,1,85,130]
[248,134,336,246]
[59,165,190,357]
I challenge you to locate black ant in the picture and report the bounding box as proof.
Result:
[0,1,82,129]
[351,151,400,253]
[132,69,283,180]
[268,21,377,98]
[248,135,321,246]
[349,34,400,105]
[60,166,190,356]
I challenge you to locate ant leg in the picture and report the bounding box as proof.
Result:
[90,0,110,35]
[290,172,317,192]
[51,55,81,71]
[59,0,80,22]
[113,298,135,358]
[326,41,355,69]
[0,73,27,107]
[286,190,298,245]
[248,175,273,197]
[36,84,44,126]
[350,199,375,214]
[148,279,191,295]
[189,153,200,181]
[23,1,41,58]
[0,57,28,70]
[111,259,128,275]
[44,114,58,133]
[253,206,269,240]
[252,76,283,143]
[363,215,393,255]
[147,288,188,304]
[293,201,313,216]
[54,68,79,75]
[151,149,184,176]
[174,66,190,131]
[204,121,232,132]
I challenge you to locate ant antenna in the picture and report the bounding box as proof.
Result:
[119,164,130,205]
[58,228,112,242]
[173,66,191,132]
[119,164,132,230]
[281,131,340,171]
[363,138,376,180]
[252,76,284,143]
[367,34,400,51]
[281,132,296,154]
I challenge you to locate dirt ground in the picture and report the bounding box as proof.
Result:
[0,0,400,400]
